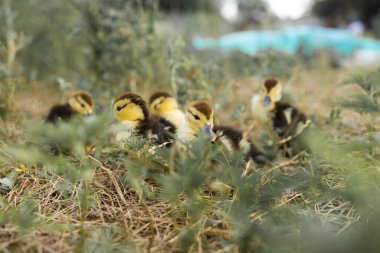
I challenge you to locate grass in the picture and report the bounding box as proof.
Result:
[0,64,378,253]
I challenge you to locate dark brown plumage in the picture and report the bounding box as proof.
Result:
[46,104,76,123]
[137,115,176,146]
[214,125,267,165]
[271,101,308,156]
[272,102,307,139]
[76,91,94,107]
[149,91,172,105]
[264,78,279,92]
[191,102,213,120]
[114,92,150,120]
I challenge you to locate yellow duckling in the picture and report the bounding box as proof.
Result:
[149,91,186,129]
[177,101,216,142]
[46,91,94,123]
[112,92,176,145]
[251,77,310,156]
[251,77,283,126]
[179,101,266,164]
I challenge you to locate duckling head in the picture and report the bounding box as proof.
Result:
[113,92,149,125]
[149,91,179,115]
[186,101,215,138]
[68,91,94,115]
[261,77,283,110]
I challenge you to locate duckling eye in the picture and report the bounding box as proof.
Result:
[193,114,200,120]
[80,103,85,108]
[117,106,123,111]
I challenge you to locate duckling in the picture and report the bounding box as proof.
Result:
[179,101,266,164]
[177,101,216,142]
[251,77,283,126]
[213,125,267,165]
[251,77,310,155]
[149,91,186,129]
[46,91,94,123]
[112,92,176,145]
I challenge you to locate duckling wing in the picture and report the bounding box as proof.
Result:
[148,115,176,146]
[248,142,267,165]
[214,125,267,165]
[46,104,74,123]
[213,125,243,151]
[272,102,307,138]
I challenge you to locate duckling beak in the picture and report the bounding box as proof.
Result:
[200,124,216,140]
[263,96,271,107]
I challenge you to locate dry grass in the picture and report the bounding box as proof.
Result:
[1,153,357,252]
[2,153,244,252]
[2,162,176,252]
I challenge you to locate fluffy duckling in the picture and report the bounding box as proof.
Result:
[177,101,216,142]
[112,92,176,145]
[251,77,310,155]
[251,78,283,125]
[149,91,186,129]
[179,101,266,164]
[46,91,94,123]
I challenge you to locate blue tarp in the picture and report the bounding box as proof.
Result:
[192,26,380,56]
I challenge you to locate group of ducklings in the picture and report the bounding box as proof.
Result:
[46,77,309,165]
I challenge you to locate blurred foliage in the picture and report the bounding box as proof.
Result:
[0,0,279,93]
[197,49,297,80]
[69,0,167,90]
[335,68,380,116]
[235,0,274,29]
[157,0,214,13]
[0,0,81,80]
[0,0,25,139]
[0,0,168,90]
[312,0,380,30]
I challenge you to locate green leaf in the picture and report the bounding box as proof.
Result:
[342,68,380,94]
[176,223,201,251]
[335,94,380,114]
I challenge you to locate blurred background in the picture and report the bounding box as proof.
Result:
[2,0,380,90]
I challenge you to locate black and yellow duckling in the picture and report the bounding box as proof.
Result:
[178,101,266,164]
[149,91,186,129]
[177,101,216,142]
[46,91,94,123]
[251,77,310,156]
[112,92,176,145]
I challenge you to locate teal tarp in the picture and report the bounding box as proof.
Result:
[192,26,380,56]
